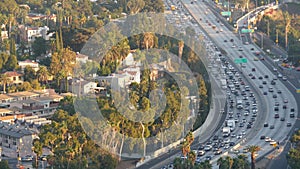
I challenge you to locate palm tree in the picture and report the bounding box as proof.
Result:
[247,145,261,169]
[188,151,196,166]
[37,66,49,85]
[181,141,190,158]
[226,156,234,169]
[142,32,155,50]
[0,74,11,93]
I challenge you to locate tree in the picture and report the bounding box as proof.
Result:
[24,66,36,82]
[0,160,10,169]
[178,40,184,64]
[33,138,42,168]
[32,37,48,57]
[18,81,32,91]
[126,0,145,14]
[0,74,10,93]
[141,32,156,50]
[247,145,261,169]
[5,54,18,70]
[36,66,49,84]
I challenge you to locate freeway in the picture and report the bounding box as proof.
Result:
[182,0,297,167]
[135,0,297,168]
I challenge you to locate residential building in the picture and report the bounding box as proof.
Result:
[4,71,24,85]
[19,25,53,43]
[76,52,89,64]
[18,59,39,72]
[0,121,38,158]
[70,79,98,95]
[1,30,8,41]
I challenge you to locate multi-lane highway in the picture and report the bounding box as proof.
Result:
[184,0,295,161]
[135,0,298,168]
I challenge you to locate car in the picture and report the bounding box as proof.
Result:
[260,135,266,139]
[40,154,48,161]
[213,135,219,140]
[280,117,285,121]
[265,137,272,142]
[258,76,263,80]
[238,47,243,51]
[287,122,292,127]
[264,123,269,127]
[239,55,243,58]
[224,138,230,143]
[230,39,234,42]
[273,67,278,72]
[274,106,279,111]
[284,98,288,103]
[270,141,277,145]
[273,94,277,98]
[236,134,242,139]
[273,77,278,80]
[204,145,212,151]
[262,81,267,84]
[254,57,259,61]
[252,68,256,72]
[259,85,263,88]
[291,108,295,112]
[216,31,219,33]
[274,113,279,118]
[214,149,222,155]
[224,39,227,42]
[251,76,256,79]
[263,91,267,95]
[271,80,276,85]
[277,90,282,94]
[232,45,236,48]
[198,150,205,156]
[283,105,287,109]
[21,155,33,162]
[278,74,283,78]
[270,125,275,129]
[250,48,254,50]
[198,144,205,150]
[290,113,295,118]
[269,87,274,92]
[205,156,212,161]
[264,75,269,78]
[282,76,287,81]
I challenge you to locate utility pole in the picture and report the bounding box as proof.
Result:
[276,29,279,45]
[267,20,270,37]
[261,32,264,49]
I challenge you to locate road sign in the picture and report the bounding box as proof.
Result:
[241,29,254,33]
[234,58,248,64]
[221,11,231,16]
[296,89,300,93]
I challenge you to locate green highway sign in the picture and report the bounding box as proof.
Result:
[221,11,231,16]
[234,58,248,64]
[241,29,254,33]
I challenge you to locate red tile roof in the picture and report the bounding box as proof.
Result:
[4,71,23,77]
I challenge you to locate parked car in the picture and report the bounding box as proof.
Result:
[21,155,33,162]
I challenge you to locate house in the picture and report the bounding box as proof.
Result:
[1,30,8,41]
[70,79,98,95]
[4,71,24,85]
[0,94,13,103]
[76,52,89,64]
[0,121,38,158]
[7,91,40,101]
[19,25,52,43]
[18,59,39,72]
[96,73,130,91]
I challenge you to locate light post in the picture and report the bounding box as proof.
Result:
[161,119,164,148]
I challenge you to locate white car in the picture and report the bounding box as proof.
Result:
[265,137,272,142]
[282,76,287,81]
[237,134,243,139]
[278,73,283,78]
